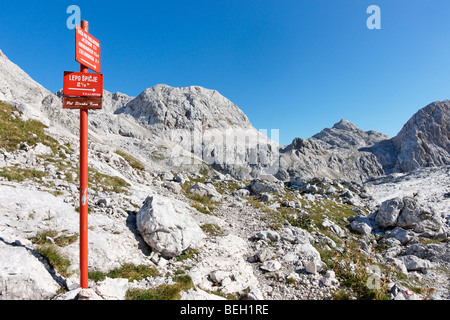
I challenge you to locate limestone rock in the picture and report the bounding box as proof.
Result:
[399,255,434,273]
[0,242,61,300]
[375,197,403,228]
[136,195,205,258]
[188,182,222,202]
[393,100,450,172]
[260,260,281,272]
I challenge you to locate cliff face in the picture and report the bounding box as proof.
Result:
[392,100,450,172]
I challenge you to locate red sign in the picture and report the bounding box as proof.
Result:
[75,25,101,73]
[63,71,103,97]
[63,96,103,110]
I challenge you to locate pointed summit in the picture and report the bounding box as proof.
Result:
[332,119,359,131]
[312,118,390,149]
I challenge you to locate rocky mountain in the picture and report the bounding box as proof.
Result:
[115,84,280,179]
[279,103,450,184]
[277,119,390,183]
[0,50,449,301]
[392,100,450,171]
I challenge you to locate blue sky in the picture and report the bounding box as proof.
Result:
[1,0,450,145]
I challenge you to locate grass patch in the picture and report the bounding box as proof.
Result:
[31,230,77,247]
[212,181,242,195]
[36,244,72,278]
[125,274,194,300]
[201,224,224,237]
[185,193,220,215]
[175,249,199,262]
[0,101,58,153]
[0,166,47,182]
[88,263,158,282]
[324,241,390,300]
[89,168,130,194]
[115,149,145,171]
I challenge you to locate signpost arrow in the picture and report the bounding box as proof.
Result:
[63,71,103,98]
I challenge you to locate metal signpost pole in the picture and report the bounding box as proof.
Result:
[79,19,89,289]
[64,18,102,290]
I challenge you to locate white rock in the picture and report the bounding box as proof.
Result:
[77,288,103,300]
[286,272,300,283]
[95,277,129,300]
[188,234,258,295]
[188,182,222,202]
[209,270,232,285]
[233,188,250,197]
[246,285,264,300]
[254,230,281,242]
[0,243,61,300]
[305,260,320,274]
[260,260,281,272]
[33,143,53,156]
[375,197,403,228]
[137,195,205,259]
[180,288,226,300]
[399,255,434,273]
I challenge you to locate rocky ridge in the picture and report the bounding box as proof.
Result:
[0,50,449,300]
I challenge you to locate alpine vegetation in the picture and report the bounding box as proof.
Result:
[0,50,449,300]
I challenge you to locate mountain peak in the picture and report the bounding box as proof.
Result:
[119,84,252,132]
[332,119,359,131]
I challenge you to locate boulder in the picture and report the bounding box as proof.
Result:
[399,255,434,273]
[260,260,281,272]
[249,179,284,195]
[375,197,403,228]
[232,188,250,197]
[209,270,233,286]
[254,230,281,242]
[385,227,413,245]
[293,242,322,267]
[350,217,373,236]
[162,181,182,194]
[397,197,442,233]
[305,260,320,274]
[136,195,205,258]
[94,277,129,300]
[0,243,61,300]
[188,182,222,202]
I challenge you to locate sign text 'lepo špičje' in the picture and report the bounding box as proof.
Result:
[63,71,103,97]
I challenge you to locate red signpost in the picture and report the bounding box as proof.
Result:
[63,20,102,289]
[63,71,103,97]
[75,25,101,73]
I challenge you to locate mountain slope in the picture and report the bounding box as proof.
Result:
[280,101,450,183]
[392,100,450,171]
[278,119,389,183]
[1,49,448,182]
[1,49,449,301]
[116,84,280,179]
